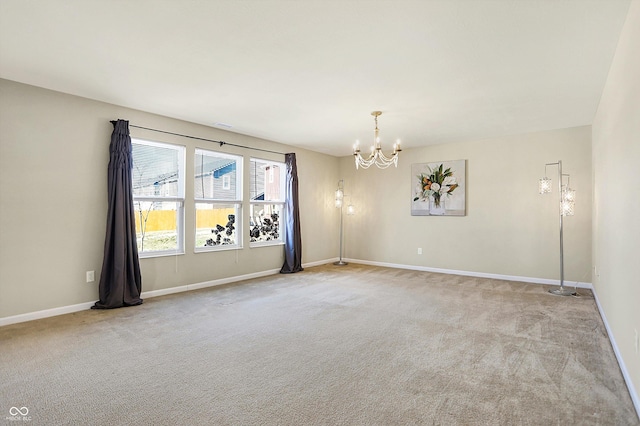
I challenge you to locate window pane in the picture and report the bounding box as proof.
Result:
[133,143,181,197]
[249,204,283,243]
[134,201,179,252]
[250,159,283,202]
[196,203,239,247]
[195,150,241,200]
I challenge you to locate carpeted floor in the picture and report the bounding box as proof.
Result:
[1,264,638,425]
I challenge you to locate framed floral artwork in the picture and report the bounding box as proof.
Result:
[411,160,466,216]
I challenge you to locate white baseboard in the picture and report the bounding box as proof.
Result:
[344,258,593,289]
[0,301,97,327]
[304,257,339,268]
[140,268,283,298]
[141,258,338,299]
[591,286,640,420]
[0,258,339,327]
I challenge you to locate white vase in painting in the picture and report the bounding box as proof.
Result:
[429,195,446,215]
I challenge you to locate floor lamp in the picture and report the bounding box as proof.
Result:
[334,180,354,266]
[539,160,576,296]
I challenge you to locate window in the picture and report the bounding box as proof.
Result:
[195,149,243,251]
[250,158,285,246]
[132,139,185,257]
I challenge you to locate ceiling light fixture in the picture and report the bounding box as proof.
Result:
[353,111,401,169]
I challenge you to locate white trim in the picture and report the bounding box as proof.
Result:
[0,258,340,327]
[250,241,285,248]
[303,257,339,268]
[344,258,593,288]
[140,268,282,298]
[591,286,640,420]
[0,301,96,327]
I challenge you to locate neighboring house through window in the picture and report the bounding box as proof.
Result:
[250,158,285,246]
[195,149,243,251]
[131,139,185,257]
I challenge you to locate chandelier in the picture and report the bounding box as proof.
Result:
[353,111,402,169]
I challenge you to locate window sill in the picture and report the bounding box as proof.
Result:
[250,241,285,249]
[195,245,243,254]
[139,250,185,259]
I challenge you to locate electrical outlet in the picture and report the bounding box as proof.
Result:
[417,248,422,255]
[86,271,95,283]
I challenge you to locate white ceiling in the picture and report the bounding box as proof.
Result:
[0,0,631,156]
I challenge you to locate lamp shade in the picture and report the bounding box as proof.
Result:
[562,187,576,202]
[539,177,552,194]
[561,200,575,216]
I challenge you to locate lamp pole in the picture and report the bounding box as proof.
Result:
[545,160,575,296]
[334,201,347,265]
[334,180,348,266]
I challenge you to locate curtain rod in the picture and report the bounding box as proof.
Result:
[129,124,287,156]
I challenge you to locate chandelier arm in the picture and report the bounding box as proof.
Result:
[355,157,395,169]
[354,152,376,169]
[376,151,398,163]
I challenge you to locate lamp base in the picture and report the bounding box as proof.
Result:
[548,286,577,296]
[333,260,348,266]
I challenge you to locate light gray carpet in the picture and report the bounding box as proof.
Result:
[1,264,638,425]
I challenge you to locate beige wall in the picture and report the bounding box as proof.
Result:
[0,80,598,323]
[592,0,640,404]
[0,79,339,318]
[339,126,592,283]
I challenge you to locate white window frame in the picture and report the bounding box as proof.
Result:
[249,158,286,248]
[195,149,243,252]
[131,138,185,258]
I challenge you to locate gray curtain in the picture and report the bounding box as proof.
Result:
[280,153,303,273]
[92,120,143,309]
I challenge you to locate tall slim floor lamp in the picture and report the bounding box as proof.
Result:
[539,160,576,296]
[334,180,354,266]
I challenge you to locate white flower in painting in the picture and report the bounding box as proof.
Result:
[431,182,440,192]
[443,176,457,187]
